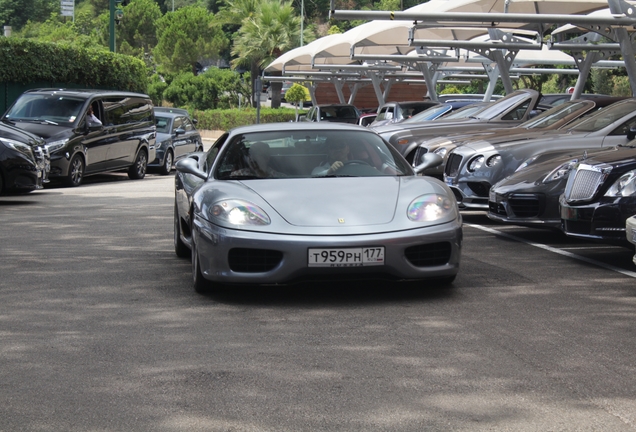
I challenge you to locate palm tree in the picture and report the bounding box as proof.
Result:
[231,0,301,107]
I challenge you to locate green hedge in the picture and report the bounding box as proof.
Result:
[0,38,148,93]
[193,107,308,130]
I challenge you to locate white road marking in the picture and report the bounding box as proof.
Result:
[467,223,636,279]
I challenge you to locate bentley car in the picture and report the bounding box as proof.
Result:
[445,98,636,210]
[0,122,50,195]
[173,123,462,293]
[626,215,636,264]
[488,147,623,229]
[414,97,626,179]
[372,89,548,163]
[560,143,636,247]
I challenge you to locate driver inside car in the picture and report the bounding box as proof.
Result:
[312,139,350,176]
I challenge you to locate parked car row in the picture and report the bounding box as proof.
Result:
[0,88,204,194]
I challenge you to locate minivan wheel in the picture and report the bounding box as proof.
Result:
[159,150,173,175]
[128,149,147,179]
[64,154,84,187]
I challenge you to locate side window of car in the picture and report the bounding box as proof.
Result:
[204,133,229,173]
[173,117,183,133]
[502,100,531,121]
[610,117,636,136]
[182,118,194,132]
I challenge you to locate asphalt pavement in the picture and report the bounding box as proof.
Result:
[1,172,636,431]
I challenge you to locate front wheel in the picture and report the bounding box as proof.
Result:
[192,238,212,295]
[159,150,173,175]
[128,149,147,179]
[174,202,190,258]
[64,154,85,187]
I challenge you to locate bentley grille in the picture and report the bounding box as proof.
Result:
[404,242,452,267]
[565,168,605,202]
[445,153,462,177]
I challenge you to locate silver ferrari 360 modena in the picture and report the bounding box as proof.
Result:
[173,123,462,293]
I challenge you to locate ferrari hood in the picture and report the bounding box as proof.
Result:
[244,177,400,227]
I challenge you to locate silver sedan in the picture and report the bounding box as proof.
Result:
[173,123,462,293]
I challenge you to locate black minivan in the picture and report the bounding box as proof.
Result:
[2,89,156,187]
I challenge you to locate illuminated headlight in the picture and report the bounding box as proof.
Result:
[434,147,448,158]
[486,155,501,167]
[605,170,636,197]
[467,155,484,172]
[209,199,270,225]
[407,194,456,222]
[45,139,68,153]
[516,155,540,173]
[542,160,577,184]
[2,138,33,158]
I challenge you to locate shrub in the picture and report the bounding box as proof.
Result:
[193,107,306,131]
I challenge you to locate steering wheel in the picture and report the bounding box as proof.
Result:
[343,159,371,167]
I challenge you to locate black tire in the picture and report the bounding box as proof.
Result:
[64,154,85,187]
[174,202,190,258]
[128,149,148,179]
[159,150,173,175]
[192,239,212,295]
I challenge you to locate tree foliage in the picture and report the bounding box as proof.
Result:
[154,6,229,74]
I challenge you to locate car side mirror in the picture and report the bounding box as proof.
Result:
[627,127,636,140]
[297,115,306,122]
[175,128,186,135]
[413,153,443,174]
[192,118,198,125]
[175,157,207,180]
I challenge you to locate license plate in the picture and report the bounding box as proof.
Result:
[632,230,636,243]
[489,190,496,202]
[308,247,385,267]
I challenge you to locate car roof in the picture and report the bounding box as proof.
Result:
[23,88,151,99]
[229,122,373,134]
[154,107,189,116]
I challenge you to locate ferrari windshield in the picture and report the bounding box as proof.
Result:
[4,94,85,125]
[215,129,414,179]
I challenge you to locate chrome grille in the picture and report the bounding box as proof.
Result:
[565,166,606,202]
[445,153,462,177]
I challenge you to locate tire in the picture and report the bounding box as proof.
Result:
[192,238,212,295]
[174,202,190,258]
[128,149,147,180]
[159,150,173,175]
[64,154,85,187]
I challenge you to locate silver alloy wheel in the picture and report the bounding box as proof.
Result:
[164,151,173,172]
[136,152,147,177]
[68,155,84,186]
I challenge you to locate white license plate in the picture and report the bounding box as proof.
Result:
[489,190,496,202]
[308,247,385,267]
[632,230,636,243]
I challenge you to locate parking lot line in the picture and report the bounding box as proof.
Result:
[466,223,636,279]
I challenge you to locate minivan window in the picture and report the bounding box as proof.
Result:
[103,98,152,125]
[5,94,85,125]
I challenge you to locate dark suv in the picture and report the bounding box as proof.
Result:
[299,104,361,124]
[2,89,156,187]
[0,122,50,195]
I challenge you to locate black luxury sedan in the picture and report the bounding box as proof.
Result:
[150,108,203,175]
[0,122,49,195]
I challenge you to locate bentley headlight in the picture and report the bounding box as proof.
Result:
[486,155,501,167]
[605,170,636,197]
[467,155,484,172]
[434,147,448,158]
[542,160,577,184]
[209,199,271,225]
[2,138,33,158]
[45,138,68,153]
[407,194,456,222]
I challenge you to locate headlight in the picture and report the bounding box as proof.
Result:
[467,155,484,172]
[605,170,636,197]
[407,194,456,222]
[434,147,448,158]
[516,155,540,173]
[2,138,33,158]
[541,160,577,184]
[486,155,501,167]
[209,199,270,225]
[45,139,68,153]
